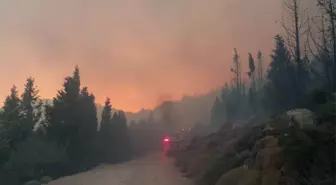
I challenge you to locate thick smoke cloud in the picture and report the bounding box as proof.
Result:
[0,0,313,111]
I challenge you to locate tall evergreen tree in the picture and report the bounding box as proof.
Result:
[257,50,264,88]
[46,66,99,170]
[115,111,131,161]
[0,86,21,167]
[230,48,242,95]
[247,53,256,112]
[99,98,114,163]
[247,53,256,79]
[66,66,81,103]
[2,85,21,122]
[21,77,39,132]
[47,77,78,146]
[111,111,131,161]
[2,86,24,149]
[100,98,112,131]
[75,87,99,167]
[78,87,98,135]
[263,35,297,114]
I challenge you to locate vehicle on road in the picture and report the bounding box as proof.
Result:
[162,129,192,156]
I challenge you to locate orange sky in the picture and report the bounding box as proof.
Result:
[0,0,315,112]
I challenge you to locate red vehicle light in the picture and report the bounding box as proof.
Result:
[163,137,170,142]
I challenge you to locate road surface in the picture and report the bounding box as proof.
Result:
[48,153,191,185]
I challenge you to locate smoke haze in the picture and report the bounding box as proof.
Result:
[0,0,314,111]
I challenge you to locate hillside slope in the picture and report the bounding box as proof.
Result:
[174,115,335,185]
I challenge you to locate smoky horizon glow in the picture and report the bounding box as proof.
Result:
[0,0,315,112]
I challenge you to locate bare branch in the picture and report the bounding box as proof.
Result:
[308,28,324,53]
[282,15,296,37]
[285,36,296,57]
[301,27,310,36]
[307,40,321,59]
[284,0,295,11]
[299,19,308,31]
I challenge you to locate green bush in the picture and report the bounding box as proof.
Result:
[279,128,335,185]
[199,153,246,185]
[0,136,66,185]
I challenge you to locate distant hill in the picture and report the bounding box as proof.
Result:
[95,104,152,123]
[123,88,221,128]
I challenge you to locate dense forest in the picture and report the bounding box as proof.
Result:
[0,67,136,184]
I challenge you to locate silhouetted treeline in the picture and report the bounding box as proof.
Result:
[212,35,312,125]
[0,67,132,185]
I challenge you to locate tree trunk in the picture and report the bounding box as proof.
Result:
[328,0,336,91]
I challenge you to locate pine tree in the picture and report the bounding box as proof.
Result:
[247,53,256,79]
[263,35,297,113]
[115,111,131,161]
[2,85,24,150]
[2,85,21,121]
[230,48,242,95]
[66,66,81,103]
[46,66,100,170]
[257,51,264,88]
[79,87,98,135]
[111,111,131,162]
[76,87,99,167]
[99,98,114,163]
[21,77,39,132]
[247,53,256,112]
[100,98,112,131]
[47,76,79,146]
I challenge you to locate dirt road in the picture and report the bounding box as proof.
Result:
[48,153,191,185]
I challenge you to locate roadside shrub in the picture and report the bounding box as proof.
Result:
[279,127,335,185]
[0,136,66,185]
[199,153,246,185]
